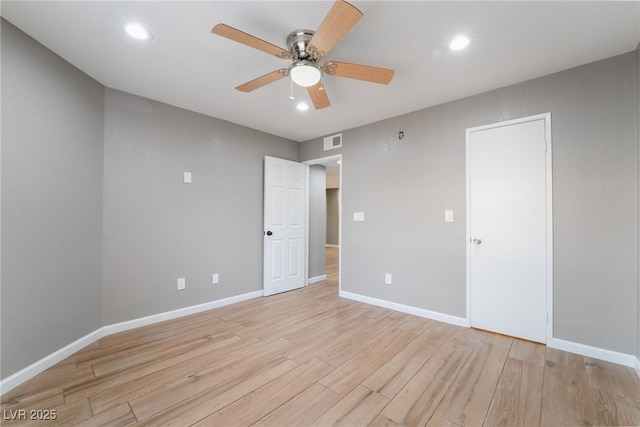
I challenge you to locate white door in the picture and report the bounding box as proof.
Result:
[466,114,552,343]
[263,156,306,296]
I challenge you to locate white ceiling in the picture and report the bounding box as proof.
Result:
[2,1,639,142]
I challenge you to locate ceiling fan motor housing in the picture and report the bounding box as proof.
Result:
[287,30,323,87]
[287,30,316,61]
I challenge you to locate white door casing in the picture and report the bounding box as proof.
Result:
[263,156,306,296]
[466,113,553,344]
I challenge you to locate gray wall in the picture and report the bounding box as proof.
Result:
[102,89,299,324]
[1,21,299,379]
[1,21,104,378]
[302,52,639,356]
[308,165,327,279]
[327,188,340,246]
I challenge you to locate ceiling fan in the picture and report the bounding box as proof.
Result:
[211,0,394,109]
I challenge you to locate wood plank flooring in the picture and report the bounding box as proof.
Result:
[2,247,639,426]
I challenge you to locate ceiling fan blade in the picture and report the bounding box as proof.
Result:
[212,24,292,59]
[324,61,394,85]
[307,0,363,59]
[236,69,289,92]
[307,82,331,109]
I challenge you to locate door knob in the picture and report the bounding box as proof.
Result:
[266,230,273,236]
[472,238,482,245]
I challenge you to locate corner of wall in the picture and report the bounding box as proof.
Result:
[2,20,104,381]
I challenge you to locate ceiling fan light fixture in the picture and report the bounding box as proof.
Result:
[289,61,322,87]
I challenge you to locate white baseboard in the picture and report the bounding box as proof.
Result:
[102,290,262,336]
[548,337,639,370]
[326,244,340,248]
[339,290,640,376]
[307,275,327,285]
[339,290,467,327]
[0,328,103,395]
[4,289,638,395]
[0,290,263,395]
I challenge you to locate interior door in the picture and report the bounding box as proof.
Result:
[467,114,551,343]
[263,156,306,296]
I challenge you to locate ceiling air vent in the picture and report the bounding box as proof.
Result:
[323,133,342,151]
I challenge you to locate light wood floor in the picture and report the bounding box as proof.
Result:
[2,247,639,426]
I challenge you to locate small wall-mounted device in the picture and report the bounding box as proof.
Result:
[398,131,405,140]
[323,133,342,151]
[445,210,454,222]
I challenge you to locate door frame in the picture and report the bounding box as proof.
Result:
[465,113,553,342]
[303,154,342,292]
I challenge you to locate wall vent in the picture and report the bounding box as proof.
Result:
[323,133,342,151]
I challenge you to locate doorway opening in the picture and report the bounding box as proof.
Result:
[304,154,342,294]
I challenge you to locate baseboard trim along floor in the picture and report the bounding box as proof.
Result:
[2,288,638,395]
[0,290,263,394]
[341,289,639,372]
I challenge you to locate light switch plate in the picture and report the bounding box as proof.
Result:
[445,210,454,222]
[183,172,192,184]
[353,212,365,222]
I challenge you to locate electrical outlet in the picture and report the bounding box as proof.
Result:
[212,273,219,284]
[177,277,186,290]
[385,273,392,285]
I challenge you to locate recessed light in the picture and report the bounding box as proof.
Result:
[449,35,470,51]
[296,102,310,111]
[125,23,151,40]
